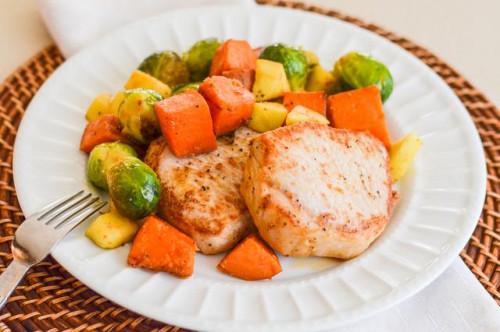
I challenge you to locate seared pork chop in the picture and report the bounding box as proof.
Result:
[240,123,394,259]
[145,127,257,254]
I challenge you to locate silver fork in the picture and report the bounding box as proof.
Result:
[0,190,107,309]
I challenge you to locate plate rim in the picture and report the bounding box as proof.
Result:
[12,4,487,331]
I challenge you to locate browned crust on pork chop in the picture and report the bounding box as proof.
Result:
[145,127,258,254]
[240,123,394,259]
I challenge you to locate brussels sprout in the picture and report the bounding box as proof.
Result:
[87,142,137,190]
[333,52,394,102]
[107,157,161,219]
[172,82,201,95]
[259,43,308,91]
[138,51,190,87]
[118,88,162,144]
[183,38,221,81]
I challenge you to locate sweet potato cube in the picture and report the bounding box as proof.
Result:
[283,91,326,115]
[217,233,282,281]
[199,76,255,135]
[80,114,122,153]
[221,68,255,91]
[210,39,256,76]
[327,86,391,148]
[128,216,196,278]
[155,90,217,157]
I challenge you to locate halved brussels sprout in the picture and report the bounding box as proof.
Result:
[87,142,137,190]
[259,43,308,91]
[118,88,162,144]
[333,52,394,102]
[172,82,201,95]
[107,157,161,219]
[183,38,221,82]
[138,51,190,87]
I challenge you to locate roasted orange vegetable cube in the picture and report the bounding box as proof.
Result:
[199,76,255,136]
[221,68,255,91]
[155,90,217,157]
[283,91,326,115]
[80,114,122,153]
[327,86,391,148]
[128,216,196,278]
[217,233,282,281]
[210,39,256,76]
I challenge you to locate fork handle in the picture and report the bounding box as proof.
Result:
[0,259,31,309]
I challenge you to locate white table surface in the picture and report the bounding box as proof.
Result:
[1,0,499,107]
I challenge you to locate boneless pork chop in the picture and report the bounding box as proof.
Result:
[241,123,395,259]
[145,127,257,254]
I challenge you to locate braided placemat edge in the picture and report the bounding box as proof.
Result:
[0,1,498,331]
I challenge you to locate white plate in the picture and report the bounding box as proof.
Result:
[12,5,486,332]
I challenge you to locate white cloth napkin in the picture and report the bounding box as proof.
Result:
[37,0,253,57]
[37,1,500,331]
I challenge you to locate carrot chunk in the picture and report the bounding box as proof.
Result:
[128,216,196,278]
[210,39,256,76]
[155,90,217,157]
[217,234,282,281]
[283,91,326,115]
[221,68,255,91]
[327,86,391,148]
[199,76,255,135]
[80,114,122,153]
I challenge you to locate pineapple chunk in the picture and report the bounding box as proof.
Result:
[124,70,171,97]
[85,93,112,122]
[389,133,422,182]
[248,102,288,133]
[303,50,319,67]
[85,211,139,249]
[306,64,336,92]
[253,59,290,101]
[286,105,330,126]
[108,91,125,116]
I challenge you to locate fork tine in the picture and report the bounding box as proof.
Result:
[56,201,108,232]
[37,190,85,220]
[53,196,102,229]
[43,193,94,225]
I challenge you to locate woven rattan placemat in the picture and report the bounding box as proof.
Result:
[0,1,498,330]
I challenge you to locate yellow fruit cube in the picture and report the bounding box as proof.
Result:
[253,59,290,101]
[248,102,288,133]
[389,133,422,182]
[85,93,112,122]
[306,64,336,92]
[286,105,330,126]
[108,91,125,116]
[85,211,139,249]
[124,70,171,97]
